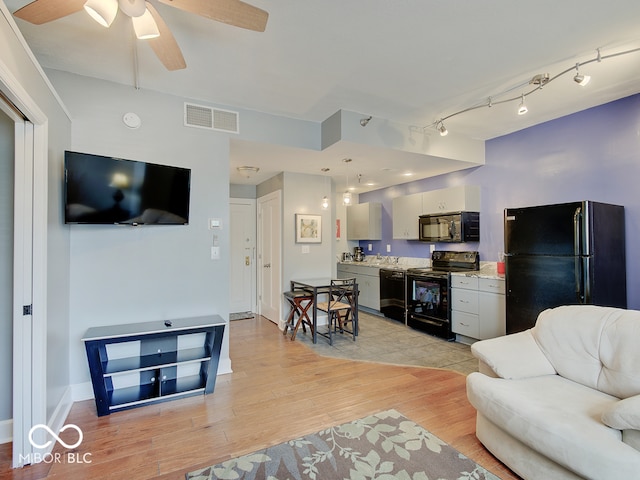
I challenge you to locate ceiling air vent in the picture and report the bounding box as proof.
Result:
[184,103,239,134]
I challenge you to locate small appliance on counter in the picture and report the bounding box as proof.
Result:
[341,252,353,262]
[353,247,366,262]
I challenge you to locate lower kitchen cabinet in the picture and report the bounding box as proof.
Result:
[337,263,380,310]
[451,275,505,344]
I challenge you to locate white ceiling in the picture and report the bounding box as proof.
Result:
[5,0,640,193]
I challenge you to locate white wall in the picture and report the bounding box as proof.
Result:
[45,71,234,386]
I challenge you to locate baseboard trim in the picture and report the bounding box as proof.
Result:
[0,418,12,444]
[48,386,74,436]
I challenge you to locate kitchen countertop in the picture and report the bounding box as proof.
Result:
[452,263,504,280]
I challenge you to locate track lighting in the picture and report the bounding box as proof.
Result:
[321,196,329,210]
[437,120,448,136]
[84,0,118,27]
[517,94,528,115]
[342,191,352,206]
[360,116,372,127]
[573,63,591,86]
[430,45,640,137]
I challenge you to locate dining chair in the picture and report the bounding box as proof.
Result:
[282,290,314,341]
[316,278,357,345]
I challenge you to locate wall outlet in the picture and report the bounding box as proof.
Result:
[301,245,310,254]
[368,244,372,251]
[429,244,436,254]
[386,244,391,253]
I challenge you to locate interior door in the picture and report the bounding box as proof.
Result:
[1,73,48,467]
[257,191,281,322]
[229,199,256,314]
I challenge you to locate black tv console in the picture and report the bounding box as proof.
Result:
[82,315,225,416]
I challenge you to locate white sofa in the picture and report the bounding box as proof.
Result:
[466,305,640,480]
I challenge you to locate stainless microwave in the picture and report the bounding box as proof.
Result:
[418,212,480,243]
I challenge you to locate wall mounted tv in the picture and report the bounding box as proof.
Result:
[64,151,191,225]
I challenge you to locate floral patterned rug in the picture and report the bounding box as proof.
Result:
[185,409,501,480]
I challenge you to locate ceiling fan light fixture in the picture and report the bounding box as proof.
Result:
[132,8,160,39]
[84,0,118,27]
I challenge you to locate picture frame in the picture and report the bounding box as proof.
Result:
[295,214,322,243]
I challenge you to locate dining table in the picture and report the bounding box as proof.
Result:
[289,277,359,344]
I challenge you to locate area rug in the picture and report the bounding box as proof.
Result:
[185,409,500,480]
[229,311,255,321]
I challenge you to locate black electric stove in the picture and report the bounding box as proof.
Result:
[406,251,479,339]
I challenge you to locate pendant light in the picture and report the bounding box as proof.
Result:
[321,167,330,210]
[342,158,352,206]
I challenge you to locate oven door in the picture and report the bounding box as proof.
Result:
[406,273,453,339]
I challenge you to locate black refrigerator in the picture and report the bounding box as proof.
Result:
[504,201,626,334]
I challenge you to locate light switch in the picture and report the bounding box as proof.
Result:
[386,244,391,253]
[368,244,372,251]
[209,218,221,229]
[211,246,220,259]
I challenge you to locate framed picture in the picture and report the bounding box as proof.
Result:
[295,214,322,243]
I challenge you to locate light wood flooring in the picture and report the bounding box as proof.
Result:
[0,316,520,480]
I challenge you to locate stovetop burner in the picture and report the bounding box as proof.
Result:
[407,251,479,276]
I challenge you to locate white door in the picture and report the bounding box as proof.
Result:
[257,191,281,323]
[229,199,256,314]
[1,71,48,467]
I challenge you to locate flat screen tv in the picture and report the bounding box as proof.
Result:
[64,151,191,225]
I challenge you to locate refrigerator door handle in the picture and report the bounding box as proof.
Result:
[573,207,583,302]
[582,257,591,304]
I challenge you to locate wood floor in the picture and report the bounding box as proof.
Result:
[0,316,520,480]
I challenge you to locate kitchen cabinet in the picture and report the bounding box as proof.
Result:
[392,193,422,239]
[82,315,225,416]
[451,275,505,344]
[422,185,480,214]
[337,263,380,310]
[347,202,382,240]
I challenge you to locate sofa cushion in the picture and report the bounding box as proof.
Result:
[533,305,640,399]
[471,330,556,379]
[467,372,640,479]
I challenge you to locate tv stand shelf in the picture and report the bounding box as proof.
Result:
[82,315,225,416]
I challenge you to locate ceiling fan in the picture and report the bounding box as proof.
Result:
[12,0,269,71]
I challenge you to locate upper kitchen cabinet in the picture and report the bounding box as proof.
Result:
[422,185,480,214]
[347,202,382,240]
[392,193,422,239]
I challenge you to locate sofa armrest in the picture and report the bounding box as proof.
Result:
[471,330,556,379]
[602,394,640,430]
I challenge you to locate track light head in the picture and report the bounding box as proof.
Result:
[573,63,591,86]
[360,116,372,127]
[437,120,448,136]
[517,94,528,115]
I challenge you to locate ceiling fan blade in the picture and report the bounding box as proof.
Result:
[158,0,268,32]
[13,0,87,24]
[146,3,186,71]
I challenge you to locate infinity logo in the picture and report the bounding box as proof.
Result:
[28,424,84,450]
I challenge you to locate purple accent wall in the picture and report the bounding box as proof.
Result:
[360,94,640,309]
